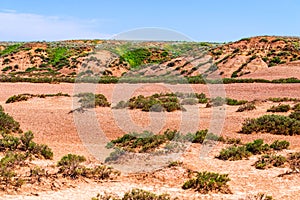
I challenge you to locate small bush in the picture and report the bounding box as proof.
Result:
[254,154,287,169]
[226,98,248,106]
[217,145,251,161]
[245,139,270,155]
[76,93,111,108]
[267,104,291,112]
[182,171,231,194]
[57,154,86,178]
[236,103,256,112]
[270,140,290,150]
[0,109,20,132]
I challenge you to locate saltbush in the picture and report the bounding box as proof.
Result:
[240,115,300,135]
[182,171,231,194]
[267,104,291,112]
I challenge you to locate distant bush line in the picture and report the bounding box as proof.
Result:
[1,75,300,84]
[5,92,70,104]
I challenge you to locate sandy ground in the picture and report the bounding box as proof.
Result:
[0,82,300,199]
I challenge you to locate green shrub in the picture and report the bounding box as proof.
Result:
[240,115,300,135]
[0,110,20,132]
[225,138,242,145]
[57,154,87,178]
[236,103,256,112]
[246,139,270,155]
[182,171,231,194]
[267,104,291,112]
[270,140,290,150]
[268,97,298,102]
[0,44,22,56]
[6,94,30,103]
[6,93,70,104]
[254,154,287,169]
[126,94,183,112]
[0,133,20,151]
[289,111,300,120]
[293,103,300,111]
[217,145,251,161]
[76,93,111,108]
[226,98,248,105]
[123,188,171,200]
[217,139,287,161]
[92,188,171,200]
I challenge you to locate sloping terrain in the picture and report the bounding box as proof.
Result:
[1,36,300,81]
[210,36,300,78]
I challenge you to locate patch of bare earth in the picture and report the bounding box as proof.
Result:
[0,82,300,199]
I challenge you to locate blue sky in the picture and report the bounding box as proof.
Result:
[0,0,299,42]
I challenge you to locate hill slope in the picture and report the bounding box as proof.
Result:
[1,36,300,81]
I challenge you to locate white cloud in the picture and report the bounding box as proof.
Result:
[0,11,110,41]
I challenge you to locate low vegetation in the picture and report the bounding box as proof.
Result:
[75,92,111,108]
[92,188,172,200]
[105,129,225,162]
[268,97,299,102]
[207,97,248,107]
[236,103,256,112]
[57,154,119,180]
[182,171,231,194]
[217,139,289,161]
[254,154,287,169]
[267,104,291,112]
[5,92,70,104]
[240,115,300,135]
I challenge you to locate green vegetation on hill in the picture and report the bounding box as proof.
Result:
[0,44,22,56]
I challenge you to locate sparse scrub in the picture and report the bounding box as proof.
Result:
[217,139,289,161]
[236,103,256,112]
[76,93,111,108]
[57,154,119,180]
[217,145,251,161]
[254,154,287,169]
[92,188,172,200]
[0,108,20,132]
[240,115,300,135]
[182,171,231,194]
[6,93,70,104]
[270,140,290,150]
[267,104,291,112]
